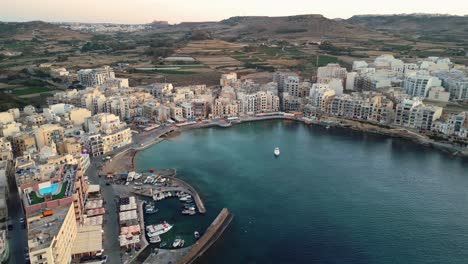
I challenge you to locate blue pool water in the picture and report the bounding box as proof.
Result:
[39,183,60,196]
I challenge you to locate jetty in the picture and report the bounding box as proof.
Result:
[176,208,233,264]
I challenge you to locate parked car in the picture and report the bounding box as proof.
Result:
[101,255,108,263]
[19,217,25,223]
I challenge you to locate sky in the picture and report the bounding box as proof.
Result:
[1,0,466,24]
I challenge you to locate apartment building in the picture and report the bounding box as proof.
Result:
[27,204,77,264]
[34,124,65,149]
[317,63,347,83]
[9,132,37,156]
[404,74,442,98]
[395,100,442,131]
[78,66,115,87]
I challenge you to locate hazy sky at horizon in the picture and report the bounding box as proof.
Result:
[1,0,466,24]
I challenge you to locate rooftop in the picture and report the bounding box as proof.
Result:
[27,204,71,252]
[71,225,103,255]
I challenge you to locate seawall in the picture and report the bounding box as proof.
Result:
[176,208,233,264]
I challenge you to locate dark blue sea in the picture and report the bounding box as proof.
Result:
[136,120,468,264]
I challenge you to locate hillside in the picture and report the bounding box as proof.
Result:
[0,21,91,41]
[346,14,468,43]
[166,15,385,41]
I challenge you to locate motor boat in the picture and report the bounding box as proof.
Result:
[147,222,173,237]
[274,147,280,156]
[172,238,182,248]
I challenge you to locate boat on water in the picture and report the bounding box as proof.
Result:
[194,231,200,239]
[146,222,173,237]
[145,202,159,214]
[274,147,280,156]
[179,195,192,202]
[326,125,331,129]
[146,207,159,214]
[172,238,182,248]
[184,205,196,210]
[182,209,196,215]
[149,236,161,244]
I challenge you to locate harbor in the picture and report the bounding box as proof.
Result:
[100,166,229,264]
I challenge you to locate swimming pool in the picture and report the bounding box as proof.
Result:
[39,183,60,196]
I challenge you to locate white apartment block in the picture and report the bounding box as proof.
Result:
[404,74,442,98]
[273,72,299,93]
[394,100,442,131]
[284,76,300,97]
[77,66,115,87]
[317,63,347,83]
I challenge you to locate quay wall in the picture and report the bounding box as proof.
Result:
[176,208,233,264]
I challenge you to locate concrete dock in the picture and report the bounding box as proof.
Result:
[176,208,233,264]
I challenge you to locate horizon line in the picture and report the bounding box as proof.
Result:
[0,12,466,25]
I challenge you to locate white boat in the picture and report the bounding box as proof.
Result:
[149,236,161,243]
[179,196,192,202]
[172,238,182,248]
[182,209,196,215]
[274,147,280,156]
[147,222,173,237]
[194,231,200,239]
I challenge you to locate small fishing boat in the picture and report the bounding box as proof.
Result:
[172,238,182,248]
[194,231,200,239]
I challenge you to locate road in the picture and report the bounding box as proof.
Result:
[7,170,28,264]
[87,160,123,264]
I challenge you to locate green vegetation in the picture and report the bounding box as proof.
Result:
[133,69,196,75]
[12,87,51,96]
[244,62,275,72]
[188,30,212,41]
[275,28,308,34]
[381,44,412,52]
[155,69,196,75]
[81,41,108,52]
[144,47,174,58]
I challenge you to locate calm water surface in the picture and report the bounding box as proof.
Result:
[136,120,468,264]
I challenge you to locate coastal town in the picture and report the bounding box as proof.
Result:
[0,52,466,264]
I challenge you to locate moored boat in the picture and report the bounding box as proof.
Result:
[147,221,173,237]
[172,238,182,248]
[194,231,200,239]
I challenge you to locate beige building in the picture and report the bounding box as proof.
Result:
[0,112,14,125]
[69,108,92,125]
[34,124,65,149]
[427,86,450,102]
[27,204,77,264]
[0,122,21,137]
[57,137,83,156]
[9,132,37,156]
[0,138,13,161]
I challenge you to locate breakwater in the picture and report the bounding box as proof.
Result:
[176,208,233,264]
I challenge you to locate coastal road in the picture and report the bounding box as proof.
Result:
[7,172,28,264]
[87,160,122,264]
